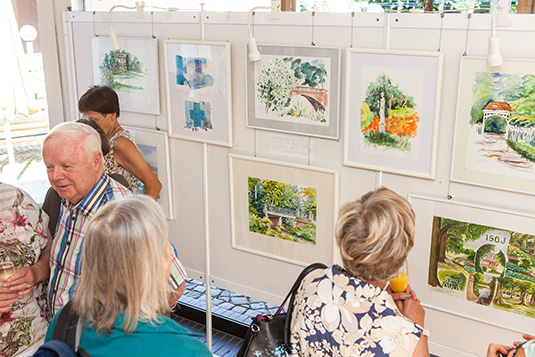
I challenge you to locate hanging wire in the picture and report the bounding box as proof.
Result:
[437,12,444,52]
[350,12,355,48]
[462,13,472,56]
[252,11,256,38]
[92,11,97,36]
[151,11,155,38]
[254,129,257,157]
[307,136,311,165]
[311,11,316,46]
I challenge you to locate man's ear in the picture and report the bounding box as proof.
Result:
[93,151,103,170]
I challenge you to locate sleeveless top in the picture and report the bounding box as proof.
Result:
[104,129,139,193]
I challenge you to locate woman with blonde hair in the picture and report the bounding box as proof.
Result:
[44,196,211,356]
[290,187,429,356]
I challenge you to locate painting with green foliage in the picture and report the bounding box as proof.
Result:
[247,45,340,139]
[91,37,160,115]
[429,216,535,319]
[248,177,317,245]
[360,74,420,152]
[465,70,535,177]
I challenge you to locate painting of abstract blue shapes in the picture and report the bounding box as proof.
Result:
[184,100,212,131]
[176,56,215,90]
[165,40,232,147]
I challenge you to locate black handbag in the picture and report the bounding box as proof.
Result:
[237,262,328,357]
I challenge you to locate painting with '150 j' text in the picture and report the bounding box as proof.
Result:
[409,195,535,333]
[452,57,535,194]
[247,45,340,140]
[344,49,443,179]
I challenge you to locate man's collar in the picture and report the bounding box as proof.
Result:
[63,173,110,217]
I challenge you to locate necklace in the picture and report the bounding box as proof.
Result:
[108,126,121,138]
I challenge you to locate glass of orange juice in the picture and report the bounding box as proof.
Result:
[390,261,409,293]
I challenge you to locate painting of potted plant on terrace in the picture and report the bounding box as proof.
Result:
[248,177,317,245]
[429,215,535,319]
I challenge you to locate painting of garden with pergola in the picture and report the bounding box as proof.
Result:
[465,71,535,178]
[248,177,317,245]
[429,215,535,319]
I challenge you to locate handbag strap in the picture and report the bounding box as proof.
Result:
[51,300,78,351]
[281,262,328,350]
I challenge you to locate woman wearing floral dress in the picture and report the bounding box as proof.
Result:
[290,187,429,356]
[0,184,51,356]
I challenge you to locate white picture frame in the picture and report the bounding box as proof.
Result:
[91,37,160,115]
[123,126,174,219]
[344,48,443,179]
[164,40,233,147]
[229,154,338,266]
[451,57,535,194]
[409,194,535,333]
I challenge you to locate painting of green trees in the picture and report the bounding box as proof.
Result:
[99,50,146,91]
[360,74,420,152]
[256,55,329,123]
[429,215,535,319]
[248,176,317,245]
[469,72,535,167]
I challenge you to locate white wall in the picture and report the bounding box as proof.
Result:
[63,10,535,356]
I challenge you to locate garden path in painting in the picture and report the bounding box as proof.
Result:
[466,71,535,179]
[428,216,535,319]
[248,177,317,245]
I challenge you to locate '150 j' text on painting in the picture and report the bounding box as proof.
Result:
[452,58,535,194]
[247,45,340,140]
[248,177,317,245]
[91,37,160,115]
[344,49,443,179]
[429,216,535,320]
[165,40,232,147]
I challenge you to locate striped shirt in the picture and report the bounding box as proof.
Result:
[48,173,187,315]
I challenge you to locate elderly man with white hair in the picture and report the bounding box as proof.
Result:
[42,122,186,316]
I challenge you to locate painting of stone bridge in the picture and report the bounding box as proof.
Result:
[254,53,332,125]
[248,176,317,245]
[428,215,535,319]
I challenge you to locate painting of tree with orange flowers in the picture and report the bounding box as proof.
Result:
[360,74,420,152]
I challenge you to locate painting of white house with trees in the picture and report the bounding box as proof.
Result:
[429,216,535,319]
[465,71,535,180]
[248,177,317,245]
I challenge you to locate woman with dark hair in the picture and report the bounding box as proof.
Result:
[290,187,429,356]
[78,85,162,200]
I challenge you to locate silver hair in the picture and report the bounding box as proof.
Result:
[43,122,102,159]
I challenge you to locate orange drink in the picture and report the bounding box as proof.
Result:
[390,272,408,293]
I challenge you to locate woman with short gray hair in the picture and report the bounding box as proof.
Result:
[290,187,429,356]
[43,196,211,356]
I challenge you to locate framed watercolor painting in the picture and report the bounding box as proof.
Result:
[123,126,173,219]
[451,57,535,194]
[91,37,160,115]
[164,40,232,147]
[344,48,443,179]
[246,44,340,140]
[229,154,338,266]
[408,194,535,333]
